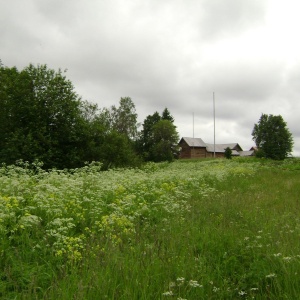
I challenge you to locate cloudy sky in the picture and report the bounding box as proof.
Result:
[2,0,300,155]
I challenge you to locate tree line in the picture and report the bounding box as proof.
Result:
[0,62,294,169]
[0,63,179,169]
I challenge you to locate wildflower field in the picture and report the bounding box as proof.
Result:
[1,158,300,299]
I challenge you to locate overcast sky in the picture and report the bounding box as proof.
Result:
[2,0,300,155]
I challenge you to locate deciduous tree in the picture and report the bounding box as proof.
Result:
[110,97,139,140]
[252,114,293,160]
[137,111,161,160]
[0,64,86,168]
[150,119,179,162]
[137,108,178,161]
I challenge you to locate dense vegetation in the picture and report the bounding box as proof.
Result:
[1,158,300,299]
[0,63,179,169]
[1,61,297,299]
[252,113,293,160]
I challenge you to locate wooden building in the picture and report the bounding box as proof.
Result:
[178,137,245,159]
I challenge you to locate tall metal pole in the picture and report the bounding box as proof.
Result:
[192,112,194,158]
[193,112,194,139]
[213,92,216,158]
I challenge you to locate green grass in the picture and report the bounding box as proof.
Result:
[1,158,300,299]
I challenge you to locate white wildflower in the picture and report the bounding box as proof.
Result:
[283,256,292,262]
[266,273,277,278]
[238,290,247,296]
[189,280,202,287]
[162,291,174,296]
[177,277,185,282]
[177,277,185,286]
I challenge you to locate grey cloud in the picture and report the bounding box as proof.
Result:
[199,0,267,40]
[1,0,299,156]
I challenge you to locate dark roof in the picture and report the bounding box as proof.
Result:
[179,137,206,147]
[206,143,243,153]
[179,137,245,155]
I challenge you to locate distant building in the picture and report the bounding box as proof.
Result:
[178,137,254,159]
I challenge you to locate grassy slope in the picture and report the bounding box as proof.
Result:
[45,159,300,300]
[1,158,300,299]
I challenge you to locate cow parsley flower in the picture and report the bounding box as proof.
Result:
[266,273,277,278]
[189,280,202,287]
[162,291,174,296]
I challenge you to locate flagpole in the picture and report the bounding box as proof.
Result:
[193,112,194,139]
[213,92,216,158]
[192,112,194,158]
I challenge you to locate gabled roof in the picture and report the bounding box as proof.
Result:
[179,137,244,155]
[179,137,206,147]
[206,143,242,153]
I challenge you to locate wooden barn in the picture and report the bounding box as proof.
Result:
[178,137,245,159]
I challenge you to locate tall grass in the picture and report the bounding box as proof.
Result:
[1,158,300,299]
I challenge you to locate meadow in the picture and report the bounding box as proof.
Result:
[1,158,300,299]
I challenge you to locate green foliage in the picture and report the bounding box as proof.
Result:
[0,63,142,170]
[161,107,174,122]
[0,66,33,163]
[0,61,183,168]
[137,111,161,160]
[254,148,265,158]
[150,119,179,162]
[82,97,142,169]
[108,97,139,140]
[0,64,85,169]
[137,109,179,161]
[224,146,232,159]
[97,131,142,169]
[252,113,294,160]
[1,159,300,298]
